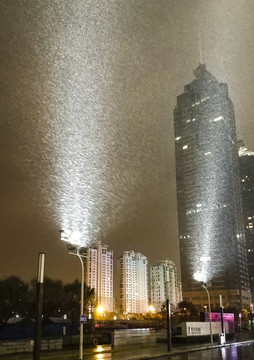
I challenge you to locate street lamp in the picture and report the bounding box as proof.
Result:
[201,282,213,346]
[60,230,87,360]
[193,273,213,346]
[250,304,254,336]
[166,281,171,352]
[97,306,104,314]
[148,305,155,313]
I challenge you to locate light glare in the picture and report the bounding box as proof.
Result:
[193,271,207,283]
[60,229,83,246]
[200,256,210,262]
[96,306,104,314]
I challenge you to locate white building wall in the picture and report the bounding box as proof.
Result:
[84,241,113,313]
[120,251,148,314]
[150,260,182,312]
[135,253,148,313]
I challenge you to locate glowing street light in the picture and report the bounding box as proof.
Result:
[149,305,155,313]
[193,271,206,283]
[193,273,213,346]
[61,229,83,246]
[96,306,105,323]
[60,230,87,360]
[96,306,104,315]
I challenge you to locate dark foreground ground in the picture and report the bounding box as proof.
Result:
[2,332,254,360]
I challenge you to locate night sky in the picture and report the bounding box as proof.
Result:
[1,0,254,284]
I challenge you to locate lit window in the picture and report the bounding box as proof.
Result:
[183,145,188,150]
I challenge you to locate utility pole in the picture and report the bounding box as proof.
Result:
[219,294,226,344]
[166,281,171,351]
[33,253,46,360]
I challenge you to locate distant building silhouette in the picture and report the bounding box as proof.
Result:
[150,260,182,312]
[174,64,250,310]
[119,251,148,314]
[239,142,254,302]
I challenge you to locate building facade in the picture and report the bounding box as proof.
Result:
[239,142,254,302]
[84,241,113,312]
[174,64,250,310]
[120,251,148,314]
[150,260,182,312]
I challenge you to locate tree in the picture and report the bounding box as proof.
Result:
[62,280,96,323]
[173,301,200,323]
[62,280,80,324]
[0,276,30,323]
[241,309,249,321]
[0,276,96,325]
[84,283,96,313]
[30,277,64,318]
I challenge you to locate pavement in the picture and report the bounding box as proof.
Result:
[3,332,254,360]
[93,333,254,359]
[120,339,254,359]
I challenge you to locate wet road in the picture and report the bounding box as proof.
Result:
[156,343,254,360]
[4,343,254,360]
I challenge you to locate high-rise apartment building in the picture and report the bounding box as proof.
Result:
[120,251,148,314]
[150,260,182,312]
[174,64,250,310]
[84,241,113,312]
[239,142,254,301]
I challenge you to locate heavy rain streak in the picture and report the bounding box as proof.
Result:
[2,2,171,246]
[3,0,254,282]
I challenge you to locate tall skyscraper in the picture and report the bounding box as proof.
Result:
[150,260,182,312]
[120,251,148,314]
[239,142,254,301]
[84,241,113,312]
[174,64,250,310]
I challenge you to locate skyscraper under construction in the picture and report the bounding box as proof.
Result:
[174,64,250,310]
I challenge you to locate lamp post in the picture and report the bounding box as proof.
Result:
[251,304,254,336]
[219,294,226,344]
[219,295,224,334]
[193,268,213,346]
[166,281,171,352]
[76,247,85,360]
[60,230,87,360]
[201,282,213,346]
[33,253,46,360]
